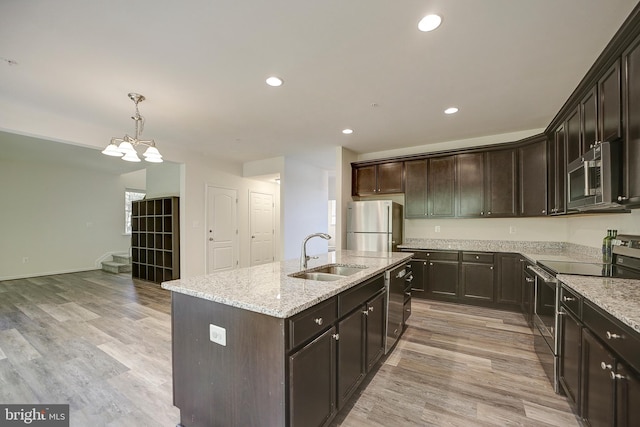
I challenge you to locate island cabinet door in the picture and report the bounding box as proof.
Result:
[616,362,640,427]
[365,291,386,372]
[289,326,337,427]
[337,308,365,409]
[581,329,615,427]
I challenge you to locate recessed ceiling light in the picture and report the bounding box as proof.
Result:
[444,107,459,115]
[342,129,354,134]
[418,14,442,32]
[266,76,283,87]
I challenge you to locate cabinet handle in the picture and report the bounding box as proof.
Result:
[406,309,411,312]
[481,211,484,216]
[601,362,612,370]
[368,306,374,312]
[475,256,480,260]
[314,317,323,326]
[606,331,621,340]
[405,292,411,296]
[611,372,625,380]
[332,333,339,341]
[526,277,534,283]
[362,310,369,316]
[562,296,575,302]
[618,195,628,202]
[542,210,546,214]
[489,266,493,270]
[423,262,427,266]
[487,211,491,215]
[430,262,433,266]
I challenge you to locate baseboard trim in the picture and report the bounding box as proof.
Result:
[0,267,102,282]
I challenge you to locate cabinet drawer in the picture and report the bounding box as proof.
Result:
[462,252,494,263]
[560,285,582,319]
[425,251,459,261]
[339,275,385,317]
[583,301,640,373]
[289,297,337,349]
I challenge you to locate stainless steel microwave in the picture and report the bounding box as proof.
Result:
[567,141,623,211]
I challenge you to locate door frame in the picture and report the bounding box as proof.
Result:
[205,185,238,274]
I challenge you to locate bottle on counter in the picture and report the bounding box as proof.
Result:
[603,230,612,263]
[606,229,618,264]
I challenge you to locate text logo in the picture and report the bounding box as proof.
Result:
[0,405,69,427]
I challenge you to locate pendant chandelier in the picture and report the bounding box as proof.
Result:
[102,92,163,163]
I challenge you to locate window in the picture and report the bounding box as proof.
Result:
[125,189,146,234]
[329,200,336,226]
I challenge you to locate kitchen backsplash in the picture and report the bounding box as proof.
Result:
[401,238,601,259]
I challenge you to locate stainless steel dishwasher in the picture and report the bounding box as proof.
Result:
[385,262,411,353]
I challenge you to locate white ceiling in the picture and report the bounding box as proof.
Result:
[0,0,638,171]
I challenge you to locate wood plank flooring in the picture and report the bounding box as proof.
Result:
[0,271,579,426]
[331,300,580,427]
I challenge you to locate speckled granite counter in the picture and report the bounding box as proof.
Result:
[162,250,411,318]
[558,274,640,333]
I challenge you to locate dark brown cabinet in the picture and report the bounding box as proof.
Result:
[566,107,582,165]
[495,253,522,307]
[352,162,403,196]
[408,258,426,296]
[599,60,622,144]
[485,149,518,217]
[404,159,428,218]
[521,260,535,327]
[290,326,337,427]
[425,251,460,301]
[460,252,494,303]
[581,328,616,427]
[456,153,484,217]
[518,137,548,216]
[548,125,567,215]
[131,196,180,283]
[616,362,640,427]
[559,308,582,410]
[336,278,386,409]
[622,34,640,206]
[581,86,598,153]
[427,156,456,217]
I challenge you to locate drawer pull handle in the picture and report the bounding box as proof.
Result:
[406,309,410,312]
[332,333,339,341]
[601,362,612,370]
[368,306,374,312]
[475,256,479,259]
[526,277,534,283]
[362,310,369,316]
[606,331,621,340]
[562,296,576,302]
[611,372,625,380]
[314,317,323,326]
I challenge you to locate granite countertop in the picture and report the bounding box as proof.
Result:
[558,274,640,333]
[400,238,640,334]
[162,250,411,318]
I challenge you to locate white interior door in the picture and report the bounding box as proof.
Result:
[207,186,237,273]
[250,191,274,266]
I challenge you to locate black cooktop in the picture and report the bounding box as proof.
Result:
[537,260,640,279]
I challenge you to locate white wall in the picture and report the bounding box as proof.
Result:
[146,161,181,197]
[281,158,329,260]
[565,211,640,247]
[0,157,144,280]
[336,147,358,250]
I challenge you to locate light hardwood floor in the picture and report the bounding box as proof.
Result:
[0,271,579,426]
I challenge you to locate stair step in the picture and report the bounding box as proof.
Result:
[101,261,132,274]
[112,253,132,264]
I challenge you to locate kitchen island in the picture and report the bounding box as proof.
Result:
[162,250,411,427]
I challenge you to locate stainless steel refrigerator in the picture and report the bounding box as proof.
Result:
[346,200,403,252]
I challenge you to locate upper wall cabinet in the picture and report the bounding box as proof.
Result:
[548,125,567,215]
[518,137,548,216]
[427,155,456,217]
[456,149,518,218]
[404,159,428,218]
[352,162,404,196]
[622,34,640,206]
[599,60,623,144]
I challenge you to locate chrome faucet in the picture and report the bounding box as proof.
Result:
[300,233,331,270]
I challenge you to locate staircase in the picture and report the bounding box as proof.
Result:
[101,253,132,274]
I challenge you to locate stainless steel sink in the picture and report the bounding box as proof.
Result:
[289,264,367,281]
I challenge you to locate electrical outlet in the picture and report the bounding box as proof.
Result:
[509,226,516,234]
[435,226,441,233]
[209,324,226,346]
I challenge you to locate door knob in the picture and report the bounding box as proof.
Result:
[209,238,213,241]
